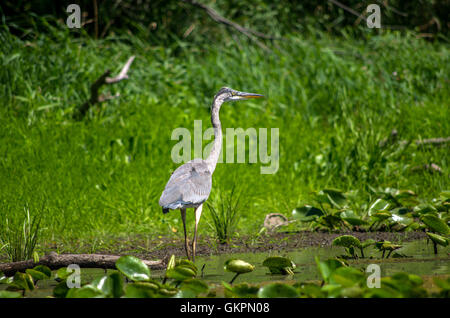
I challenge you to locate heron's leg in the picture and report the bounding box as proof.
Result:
[192,204,203,262]
[180,208,191,260]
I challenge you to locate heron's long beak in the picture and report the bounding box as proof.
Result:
[236,91,264,99]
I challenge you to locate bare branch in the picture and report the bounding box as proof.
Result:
[105,55,136,84]
[328,0,365,20]
[181,0,279,52]
[73,56,135,120]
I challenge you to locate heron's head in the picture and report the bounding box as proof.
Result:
[215,87,264,103]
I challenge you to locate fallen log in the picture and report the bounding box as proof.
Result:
[0,252,163,277]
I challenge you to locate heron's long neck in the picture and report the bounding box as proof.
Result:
[205,97,223,173]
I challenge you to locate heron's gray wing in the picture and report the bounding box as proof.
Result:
[159,159,212,210]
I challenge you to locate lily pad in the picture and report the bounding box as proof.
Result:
[223,282,259,298]
[224,259,254,274]
[368,199,390,216]
[262,257,296,275]
[0,290,22,298]
[115,255,151,282]
[124,282,159,298]
[166,266,196,281]
[315,257,346,283]
[332,235,362,248]
[292,205,324,222]
[66,285,105,298]
[90,272,124,298]
[340,210,368,226]
[420,215,450,236]
[317,189,347,208]
[426,232,449,247]
[329,267,365,287]
[180,279,209,295]
[257,283,299,298]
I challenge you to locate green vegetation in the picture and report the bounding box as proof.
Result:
[1,255,449,298]
[0,204,41,262]
[0,16,449,252]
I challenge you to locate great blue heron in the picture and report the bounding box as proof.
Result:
[159,87,264,261]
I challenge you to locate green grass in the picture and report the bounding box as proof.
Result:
[0,21,449,253]
[0,204,41,262]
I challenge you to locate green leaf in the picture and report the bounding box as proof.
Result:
[224,259,254,274]
[166,266,197,281]
[32,265,51,279]
[91,272,124,298]
[66,285,105,298]
[292,205,324,222]
[115,255,151,282]
[361,239,376,248]
[124,282,159,298]
[420,215,450,236]
[180,279,209,295]
[262,257,296,275]
[9,272,34,291]
[222,282,259,298]
[371,211,391,221]
[315,257,345,283]
[166,255,176,272]
[53,281,70,298]
[55,267,71,281]
[340,211,368,226]
[426,232,449,247]
[257,283,299,298]
[368,199,390,216]
[26,269,48,281]
[320,189,347,207]
[332,235,362,248]
[413,204,437,215]
[390,214,413,226]
[329,267,365,287]
[174,289,197,298]
[0,290,22,298]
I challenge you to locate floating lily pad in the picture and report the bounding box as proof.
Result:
[124,282,159,298]
[224,259,255,274]
[315,257,346,283]
[166,266,196,281]
[66,285,105,298]
[257,283,299,298]
[223,282,259,298]
[8,272,34,291]
[115,255,151,282]
[262,256,296,275]
[420,214,450,236]
[426,232,449,247]
[90,272,124,298]
[180,279,209,295]
[329,267,365,287]
[332,235,362,248]
[0,290,22,298]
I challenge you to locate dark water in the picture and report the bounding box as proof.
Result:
[2,239,448,297]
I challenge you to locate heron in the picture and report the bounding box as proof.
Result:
[159,87,264,262]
